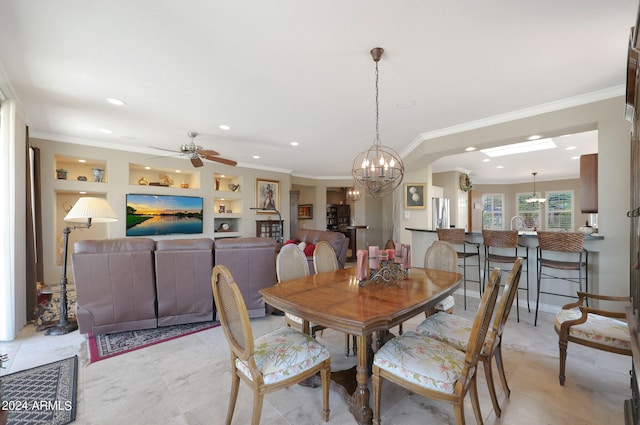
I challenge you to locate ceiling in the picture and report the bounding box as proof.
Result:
[0,1,636,179]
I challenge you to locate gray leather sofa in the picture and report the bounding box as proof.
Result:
[291,229,349,273]
[72,237,215,335]
[213,237,278,318]
[73,238,159,335]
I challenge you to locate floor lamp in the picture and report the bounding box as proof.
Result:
[250,207,283,244]
[46,196,118,336]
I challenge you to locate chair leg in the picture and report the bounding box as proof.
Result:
[462,256,467,310]
[251,392,264,425]
[494,341,511,398]
[524,257,530,313]
[372,366,382,425]
[559,337,568,385]
[483,355,502,417]
[345,333,350,357]
[321,363,331,422]
[226,370,240,425]
[535,258,542,326]
[469,374,483,425]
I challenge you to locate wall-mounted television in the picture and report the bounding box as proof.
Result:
[126,194,203,236]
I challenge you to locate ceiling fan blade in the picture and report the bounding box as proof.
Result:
[149,146,181,154]
[190,157,204,167]
[203,155,237,166]
[196,148,220,156]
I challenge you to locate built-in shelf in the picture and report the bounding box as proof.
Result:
[214,173,242,193]
[54,155,108,183]
[129,163,199,189]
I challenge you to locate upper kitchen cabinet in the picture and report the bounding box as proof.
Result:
[580,153,598,213]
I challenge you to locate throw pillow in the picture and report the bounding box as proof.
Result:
[297,241,307,252]
[284,239,297,246]
[303,243,315,257]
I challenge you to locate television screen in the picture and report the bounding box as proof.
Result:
[126,194,203,236]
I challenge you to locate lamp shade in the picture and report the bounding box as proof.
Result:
[64,197,118,223]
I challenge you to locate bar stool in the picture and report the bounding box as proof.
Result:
[436,228,481,310]
[482,229,530,322]
[535,231,587,326]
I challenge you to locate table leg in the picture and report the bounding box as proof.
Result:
[350,333,373,424]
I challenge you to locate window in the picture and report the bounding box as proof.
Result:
[545,190,574,231]
[516,192,542,229]
[482,194,504,229]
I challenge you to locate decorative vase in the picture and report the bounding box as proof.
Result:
[215,178,220,191]
[92,168,105,182]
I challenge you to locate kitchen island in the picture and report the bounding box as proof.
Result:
[406,227,604,322]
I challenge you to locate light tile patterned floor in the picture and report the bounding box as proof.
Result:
[0,293,632,425]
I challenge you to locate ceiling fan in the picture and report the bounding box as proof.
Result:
[151,131,237,167]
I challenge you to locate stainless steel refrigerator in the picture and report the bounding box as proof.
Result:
[432,197,450,229]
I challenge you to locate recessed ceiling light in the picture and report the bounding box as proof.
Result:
[465,147,476,152]
[106,98,125,106]
[220,175,225,178]
[79,191,87,194]
[527,134,542,140]
[480,138,556,157]
[176,170,181,173]
[566,146,576,150]
[496,165,504,169]
[144,166,151,170]
[482,158,490,162]
[99,128,113,134]
[571,156,580,160]
[78,159,86,163]
[290,142,299,146]
[252,155,260,159]
[396,100,416,109]
[219,125,231,131]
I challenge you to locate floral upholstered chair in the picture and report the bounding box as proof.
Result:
[555,291,631,385]
[415,258,522,417]
[371,268,501,425]
[211,265,331,425]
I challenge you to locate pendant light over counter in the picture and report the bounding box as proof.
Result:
[525,172,547,204]
[352,47,404,199]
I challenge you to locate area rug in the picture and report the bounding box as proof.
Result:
[87,321,220,363]
[0,355,78,425]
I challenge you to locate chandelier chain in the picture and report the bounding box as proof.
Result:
[375,61,380,145]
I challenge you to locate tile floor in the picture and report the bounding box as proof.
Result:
[0,293,632,425]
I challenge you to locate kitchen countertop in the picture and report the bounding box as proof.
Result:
[405,228,604,240]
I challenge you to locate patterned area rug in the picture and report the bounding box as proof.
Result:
[87,321,220,363]
[0,356,78,425]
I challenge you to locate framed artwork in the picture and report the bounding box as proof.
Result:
[298,204,313,219]
[404,183,426,209]
[256,178,280,212]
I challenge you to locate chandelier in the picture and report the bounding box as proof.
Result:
[352,47,404,199]
[346,188,362,202]
[525,172,547,204]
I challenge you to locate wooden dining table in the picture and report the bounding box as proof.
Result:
[259,266,462,425]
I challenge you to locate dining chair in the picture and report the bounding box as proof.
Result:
[313,240,340,273]
[415,258,523,417]
[535,231,588,326]
[555,291,631,385]
[211,264,331,425]
[313,241,357,356]
[276,244,325,337]
[482,229,529,322]
[436,228,481,310]
[424,240,458,314]
[372,268,501,425]
[398,241,459,335]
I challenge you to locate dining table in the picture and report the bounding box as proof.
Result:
[259,266,462,425]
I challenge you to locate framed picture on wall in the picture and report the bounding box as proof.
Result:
[298,204,313,219]
[255,178,280,212]
[404,183,426,209]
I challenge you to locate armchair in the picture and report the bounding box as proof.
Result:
[555,291,631,385]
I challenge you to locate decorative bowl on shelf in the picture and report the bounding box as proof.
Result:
[228,183,240,192]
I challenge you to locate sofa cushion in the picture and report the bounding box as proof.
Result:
[291,229,349,271]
